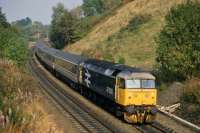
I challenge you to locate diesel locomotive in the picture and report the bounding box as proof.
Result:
[35,41,157,123]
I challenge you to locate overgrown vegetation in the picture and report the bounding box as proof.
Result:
[0,8,61,132]
[156,1,200,82]
[12,18,49,42]
[0,60,61,132]
[73,0,123,40]
[0,60,33,131]
[66,0,182,68]
[82,0,122,17]
[178,78,200,124]
[50,3,77,49]
[155,1,200,124]
[101,14,151,64]
[50,0,124,49]
[81,14,152,65]
[120,15,151,32]
[0,8,28,66]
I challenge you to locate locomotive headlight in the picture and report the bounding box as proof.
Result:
[151,92,155,99]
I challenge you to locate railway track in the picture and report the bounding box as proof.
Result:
[135,122,174,133]
[29,54,184,133]
[29,59,113,133]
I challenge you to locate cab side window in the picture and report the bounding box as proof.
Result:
[118,78,125,89]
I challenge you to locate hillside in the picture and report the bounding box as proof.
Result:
[64,0,185,69]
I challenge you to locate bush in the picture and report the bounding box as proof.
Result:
[117,56,125,64]
[74,15,102,40]
[181,78,200,105]
[82,0,122,17]
[103,53,114,62]
[156,1,200,81]
[120,14,151,32]
[0,26,29,66]
[179,78,200,124]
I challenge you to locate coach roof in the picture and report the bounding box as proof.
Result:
[54,50,87,65]
[36,41,87,65]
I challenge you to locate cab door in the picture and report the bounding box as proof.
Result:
[115,77,125,104]
[115,77,120,103]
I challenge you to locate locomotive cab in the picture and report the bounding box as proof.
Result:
[115,72,157,123]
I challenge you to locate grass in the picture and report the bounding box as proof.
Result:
[0,59,61,133]
[65,0,186,69]
[81,15,162,69]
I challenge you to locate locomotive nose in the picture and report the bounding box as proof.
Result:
[125,89,157,105]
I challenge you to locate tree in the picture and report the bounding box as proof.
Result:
[82,0,122,17]
[13,17,32,27]
[0,8,28,66]
[50,3,76,49]
[156,1,200,81]
[70,6,83,19]
[0,8,10,28]
[82,0,105,16]
[101,0,122,11]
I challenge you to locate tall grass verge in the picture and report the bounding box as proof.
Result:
[0,59,62,132]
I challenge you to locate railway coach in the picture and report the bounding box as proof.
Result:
[35,41,157,123]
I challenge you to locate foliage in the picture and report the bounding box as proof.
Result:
[103,53,114,62]
[117,56,126,64]
[13,17,32,27]
[178,78,200,124]
[72,0,122,40]
[121,14,151,32]
[82,0,104,16]
[0,60,61,132]
[50,3,77,49]
[0,9,29,66]
[0,27,29,66]
[156,1,200,81]
[82,0,122,17]
[0,61,30,130]
[12,18,49,42]
[70,6,83,19]
[182,78,200,105]
[0,8,10,28]
[49,1,122,47]
[73,15,102,39]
